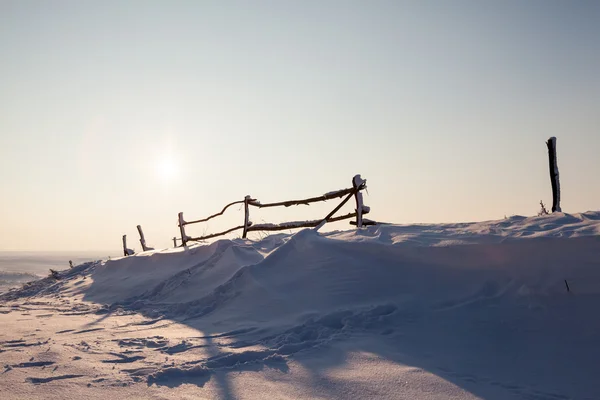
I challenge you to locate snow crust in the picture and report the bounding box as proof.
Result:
[1,211,600,399]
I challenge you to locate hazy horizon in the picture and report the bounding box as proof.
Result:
[2,1,599,252]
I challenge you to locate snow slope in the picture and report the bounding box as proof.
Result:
[1,212,599,399]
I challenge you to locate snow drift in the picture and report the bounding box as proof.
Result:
[1,212,600,399]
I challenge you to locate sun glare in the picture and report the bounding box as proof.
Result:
[156,158,179,181]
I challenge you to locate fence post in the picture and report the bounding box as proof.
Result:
[352,175,367,228]
[122,235,127,256]
[354,191,364,228]
[173,237,177,247]
[242,195,250,239]
[546,137,561,212]
[178,212,188,246]
[137,225,149,251]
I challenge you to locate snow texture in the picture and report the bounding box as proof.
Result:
[1,211,600,399]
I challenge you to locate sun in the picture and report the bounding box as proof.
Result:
[156,157,179,181]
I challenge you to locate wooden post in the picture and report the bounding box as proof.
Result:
[137,225,149,251]
[242,195,250,239]
[355,191,364,228]
[546,137,561,212]
[122,235,128,256]
[352,175,367,228]
[173,237,177,247]
[178,212,188,246]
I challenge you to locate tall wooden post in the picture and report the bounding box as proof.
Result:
[242,196,250,239]
[178,212,188,246]
[546,137,561,212]
[137,225,149,251]
[122,235,128,256]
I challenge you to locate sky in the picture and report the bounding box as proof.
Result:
[1,1,599,253]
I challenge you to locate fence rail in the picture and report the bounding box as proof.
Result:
[177,174,374,246]
[121,137,566,256]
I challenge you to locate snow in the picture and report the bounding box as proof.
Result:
[1,211,600,399]
[252,220,324,230]
[322,188,353,198]
[352,174,366,189]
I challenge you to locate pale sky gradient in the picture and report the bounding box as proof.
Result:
[1,1,599,253]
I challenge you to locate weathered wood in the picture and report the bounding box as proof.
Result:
[546,137,561,212]
[122,235,134,256]
[314,188,360,232]
[249,211,365,232]
[188,225,246,242]
[184,200,246,225]
[137,225,149,251]
[122,235,128,257]
[354,191,364,228]
[179,175,370,242]
[352,175,367,228]
[250,188,354,208]
[178,212,188,246]
[242,196,250,239]
[350,219,377,226]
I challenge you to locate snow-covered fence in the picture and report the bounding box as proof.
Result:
[546,137,561,212]
[177,175,373,246]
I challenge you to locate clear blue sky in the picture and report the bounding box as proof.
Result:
[1,1,599,252]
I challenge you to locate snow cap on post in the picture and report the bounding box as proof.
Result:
[353,174,366,189]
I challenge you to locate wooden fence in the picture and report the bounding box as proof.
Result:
[177,174,374,246]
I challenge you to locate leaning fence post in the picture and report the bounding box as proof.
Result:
[242,195,250,239]
[546,137,562,212]
[137,225,149,251]
[178,212,188,246]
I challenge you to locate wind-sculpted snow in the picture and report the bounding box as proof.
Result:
[1,211,600,399]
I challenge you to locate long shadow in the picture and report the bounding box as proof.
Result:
[71,234,600,399]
